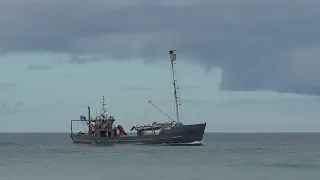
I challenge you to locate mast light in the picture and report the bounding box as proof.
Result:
[169,50,176,62]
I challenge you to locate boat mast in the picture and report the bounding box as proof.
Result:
[100,96,107,116]
[169,50,181,122]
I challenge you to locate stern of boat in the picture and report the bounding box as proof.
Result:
[157,122,206,144]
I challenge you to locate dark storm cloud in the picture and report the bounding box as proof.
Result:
[1,0,320,95]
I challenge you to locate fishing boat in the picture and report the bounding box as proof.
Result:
[70,50,206,145]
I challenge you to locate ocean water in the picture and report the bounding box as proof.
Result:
[0,133,320,180]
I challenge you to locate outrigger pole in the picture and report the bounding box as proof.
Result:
[148,100,175,122]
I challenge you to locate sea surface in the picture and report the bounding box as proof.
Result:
[0,133,320,180]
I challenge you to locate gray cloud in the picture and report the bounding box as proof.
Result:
[27,64,52,71]
[0,99,23,115]
[57,54,105,65]
[179,84,201,90]
[1,0,320,95]
[63,74,73,78]
[0,83,14,88]
[75,104,87,108]
[123,86,158,90]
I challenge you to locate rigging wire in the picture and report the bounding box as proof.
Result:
[168,67,172,123]
[81,119,87,134]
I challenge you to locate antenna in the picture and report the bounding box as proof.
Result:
[169,50,181,122]
[148,100,175,122]
[100,96,107,115]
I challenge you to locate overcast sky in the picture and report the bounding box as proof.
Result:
[1,0,320,132]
